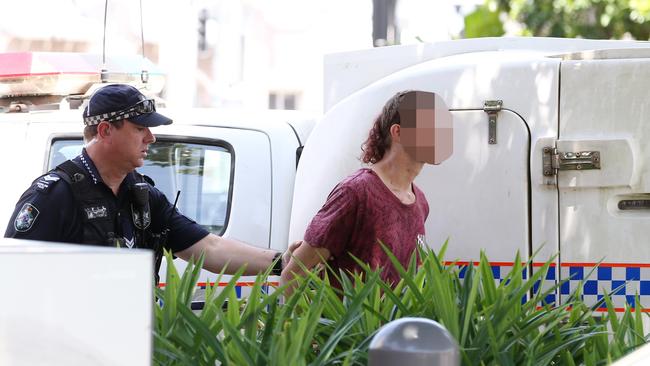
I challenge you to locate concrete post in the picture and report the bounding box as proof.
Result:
[368,317,460,366]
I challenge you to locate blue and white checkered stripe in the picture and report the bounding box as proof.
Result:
[560,264,650,311]
[453,262,558,306]
[533,264,558,306]
[453,262,650,311]
[175,264,650,312]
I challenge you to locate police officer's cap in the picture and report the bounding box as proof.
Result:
[83,84,172,127]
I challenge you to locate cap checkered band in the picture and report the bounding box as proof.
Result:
[83,99,156,126]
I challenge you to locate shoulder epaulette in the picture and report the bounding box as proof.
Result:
[32,172,62,194]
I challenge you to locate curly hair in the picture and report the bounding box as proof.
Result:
[360,90,413,164]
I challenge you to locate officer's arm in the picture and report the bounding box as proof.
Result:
[175,233,280,275]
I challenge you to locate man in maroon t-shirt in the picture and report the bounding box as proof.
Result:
[282,90,452,292]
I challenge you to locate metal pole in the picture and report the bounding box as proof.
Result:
[372,0,398,47]
[369,317,460,366]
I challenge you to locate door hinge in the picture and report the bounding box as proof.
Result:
[542,147,601,176]
[483,100,502,145]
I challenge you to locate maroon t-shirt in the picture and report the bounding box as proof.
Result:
[304,168,429,285]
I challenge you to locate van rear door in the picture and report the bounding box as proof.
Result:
[557,51,650,312]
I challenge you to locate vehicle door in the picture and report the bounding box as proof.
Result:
[557,52,650,312]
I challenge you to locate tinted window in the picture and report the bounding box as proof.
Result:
[48,139,232,235]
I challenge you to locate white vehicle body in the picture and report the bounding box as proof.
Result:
[290,37,650,312]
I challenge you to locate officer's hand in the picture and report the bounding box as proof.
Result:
[283,240,303,268]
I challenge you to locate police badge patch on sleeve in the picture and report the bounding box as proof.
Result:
[14,203,40,232]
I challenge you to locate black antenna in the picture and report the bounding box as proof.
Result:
[139,0,149,85]
[170,191,181,220]
[101,0,109,83]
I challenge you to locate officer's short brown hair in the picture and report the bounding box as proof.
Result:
[83,119,125,142]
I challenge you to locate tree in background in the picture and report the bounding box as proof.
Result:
[465,0,650,40]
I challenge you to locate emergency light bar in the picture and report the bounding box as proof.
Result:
[0,52,165,99]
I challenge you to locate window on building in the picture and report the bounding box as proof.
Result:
[284,94,295,110]
[268,91,299,110]
[268,93,277,109]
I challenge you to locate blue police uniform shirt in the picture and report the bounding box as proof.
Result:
[4,148,209,252]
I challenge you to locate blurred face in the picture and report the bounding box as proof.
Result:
[109,120,156,170]
[398,91,452,165]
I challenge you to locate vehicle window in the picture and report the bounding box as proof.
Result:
[48,139,233,235]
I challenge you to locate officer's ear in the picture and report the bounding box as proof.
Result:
[97,121,112,139]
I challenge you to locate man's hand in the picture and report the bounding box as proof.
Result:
[280,241,331,297]
[283,240,303,268]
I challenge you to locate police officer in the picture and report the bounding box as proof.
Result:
[5,84,293,278]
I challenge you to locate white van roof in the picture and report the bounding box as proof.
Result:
[324,37,650,111]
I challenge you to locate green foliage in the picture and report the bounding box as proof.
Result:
[154,245,649,365]
[465,0,650,40]
[464,4,505,38]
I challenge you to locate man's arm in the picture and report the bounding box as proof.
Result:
[280,240,331,297]
[152,182,299,275]
[280,184,356,296]
[175,233,299,276]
